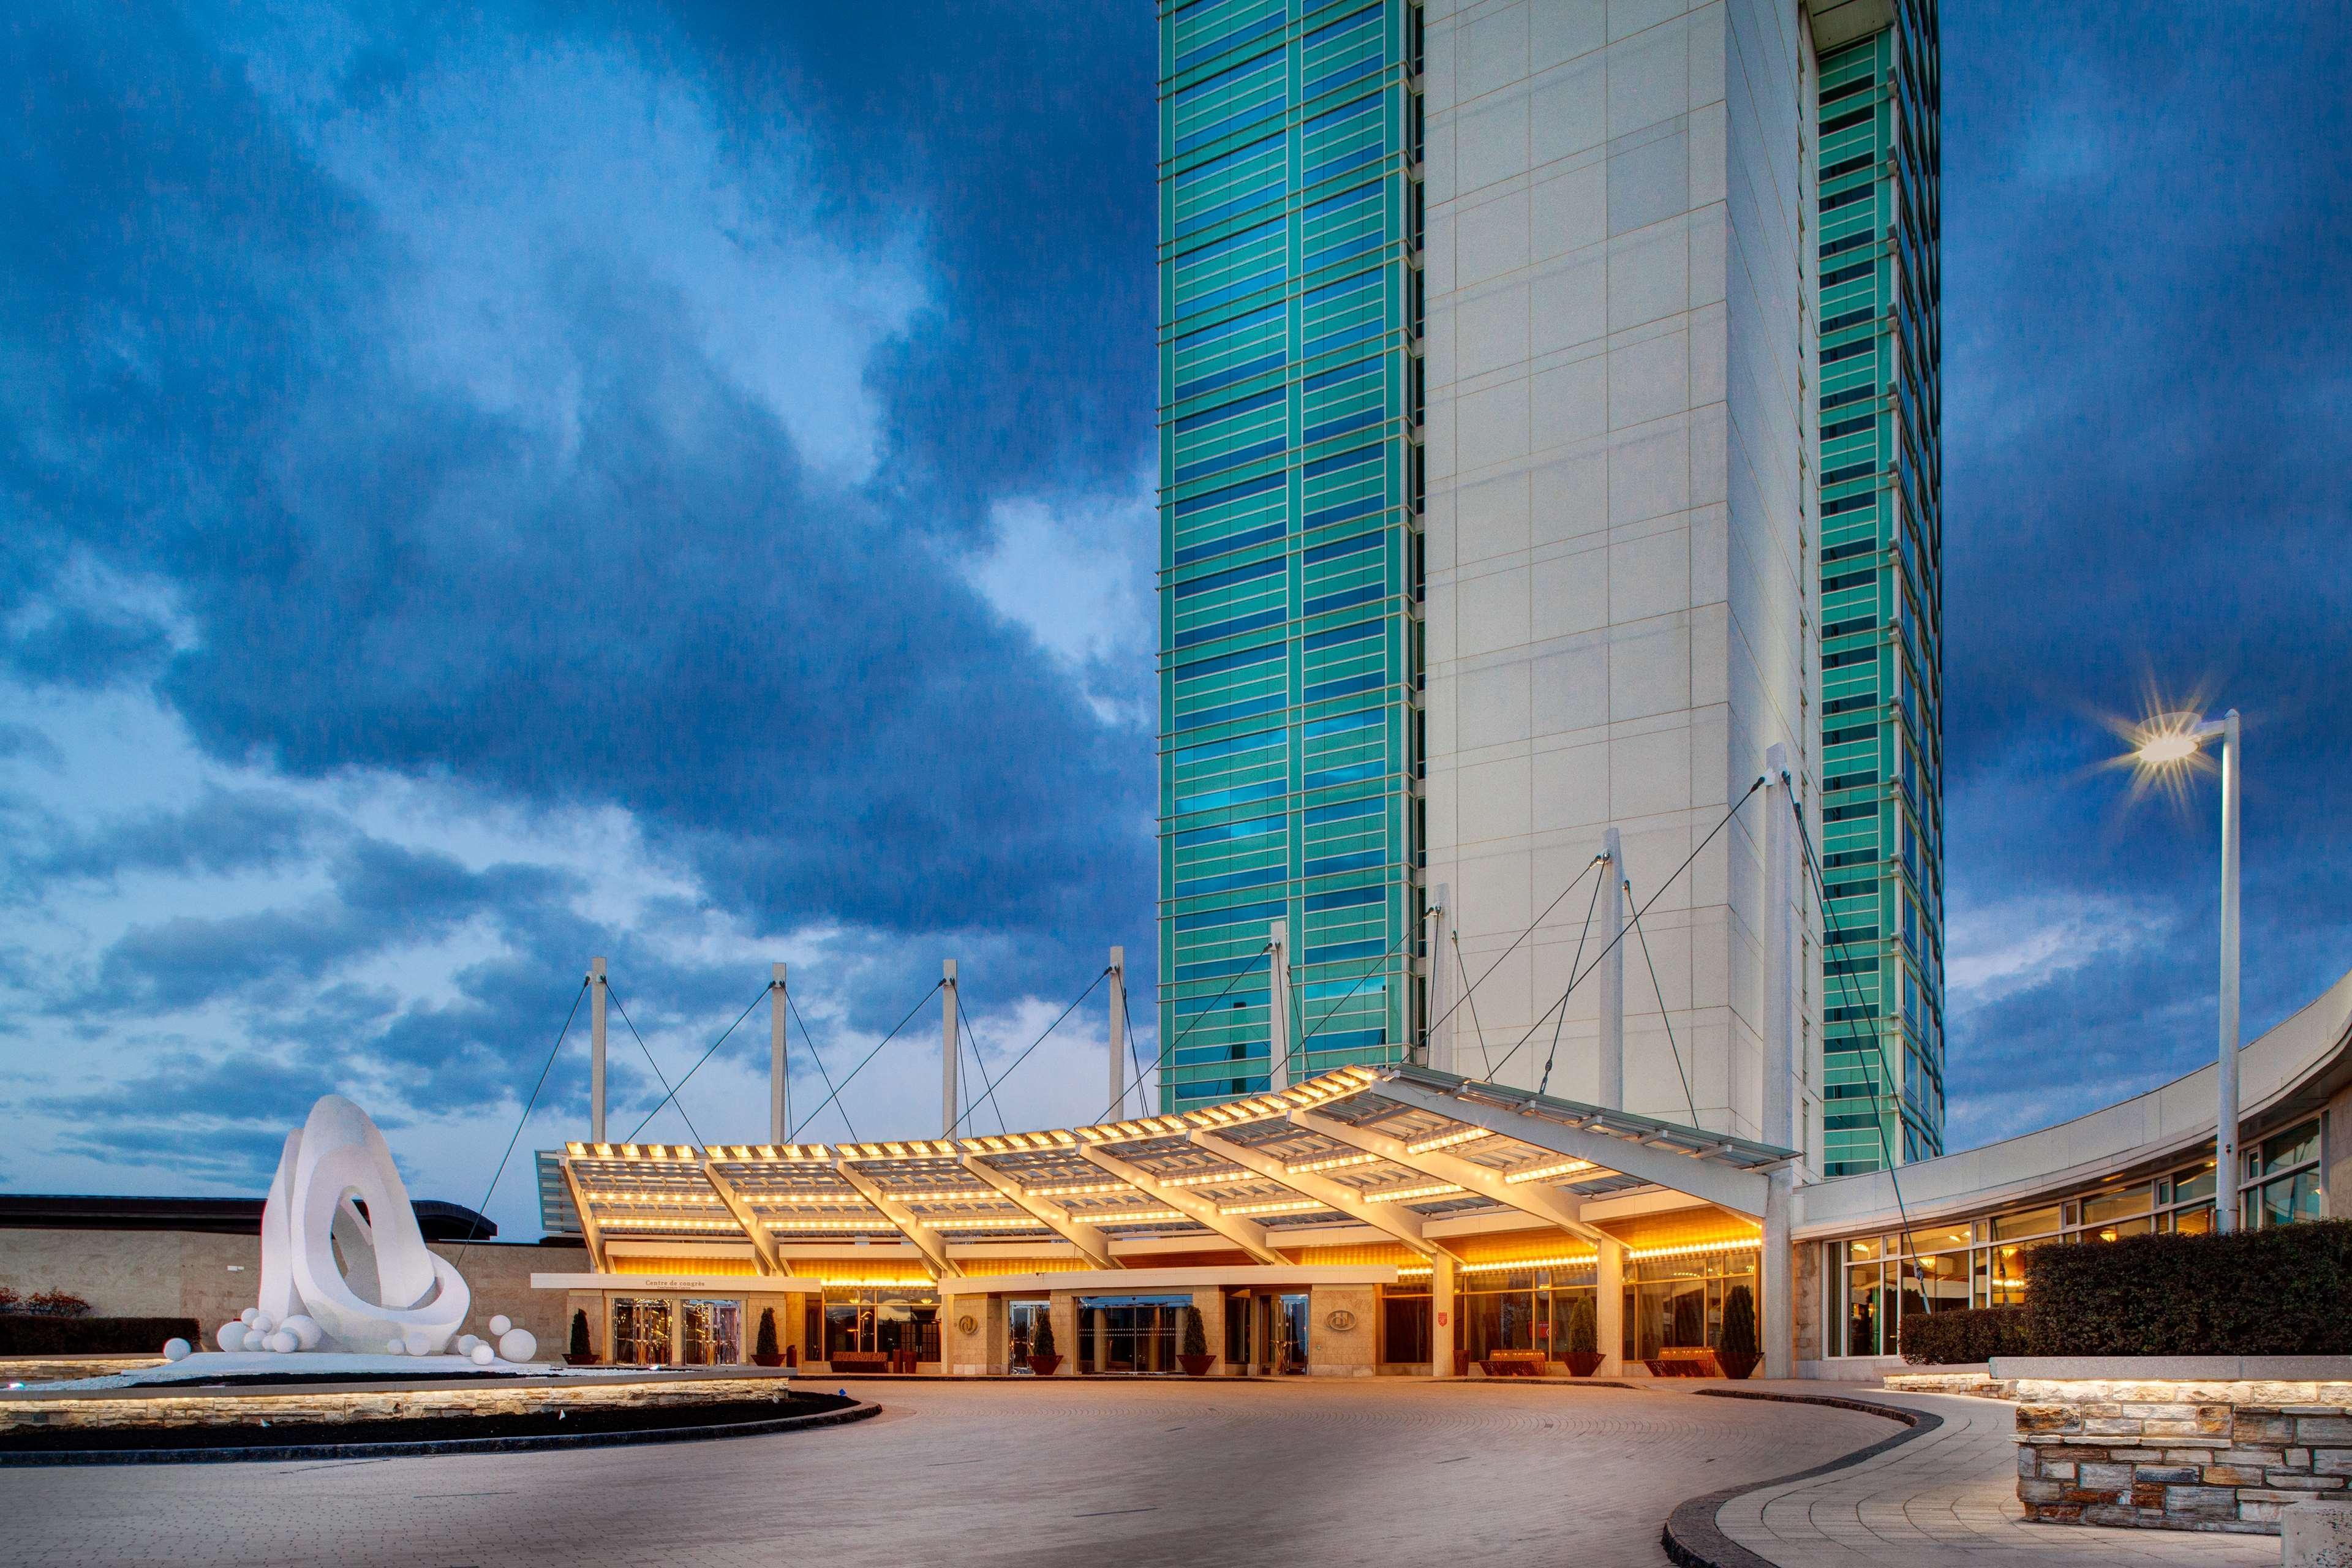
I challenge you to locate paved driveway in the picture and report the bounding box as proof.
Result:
[0,1378,1889,1568]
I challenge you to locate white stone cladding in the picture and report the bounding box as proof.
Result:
[1419,0,1815,1152]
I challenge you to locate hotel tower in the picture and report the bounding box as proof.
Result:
[1155,0,1942,1178]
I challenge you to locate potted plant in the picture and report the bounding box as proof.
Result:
[565,1308,597,1366]
[1717,1285,1760,1380]
[752,1306,785,1367]
[1027,1311,1062,1377]
[1562,1295,1604,1377]
[1178,1304,1215,1376]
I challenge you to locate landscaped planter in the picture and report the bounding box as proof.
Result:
[1716,1352,1760,1381]
[1027,1354,1062,1377]
[1178,1354,1214,1377]
[1562,1351,1604,1378]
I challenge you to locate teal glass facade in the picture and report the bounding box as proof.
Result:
[1155,0,1425,1109]
[1813,2,1944,1174]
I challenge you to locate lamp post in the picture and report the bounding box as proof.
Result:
[2132,708,2241,1232]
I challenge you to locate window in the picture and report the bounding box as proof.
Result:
[2244,1118,2322,1229]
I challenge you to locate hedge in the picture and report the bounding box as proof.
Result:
[1898,1305,2027,1365]
[0,1316,200,1357]
[2021,1219,2352,1356]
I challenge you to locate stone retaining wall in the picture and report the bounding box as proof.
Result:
[2016,1377,2352,1534]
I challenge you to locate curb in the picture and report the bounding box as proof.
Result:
[1660,1391,1942,1568]
[0,1397,880,1467]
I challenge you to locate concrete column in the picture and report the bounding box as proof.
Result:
[1597,1238,1626,1376]
[1598,829,1624,1110]
[1091,1306,1109,1373]
[1047,1291,1079,1376]
[769,962,790,1144]
[1267,919,1291,1091]
[1107,946,1128,1120]
[941,959,959,1139]
[589,956,608,1142]
[1430,1253,1457,1378]
[1425,884,1450,1069]
[1762,742,1798,1378]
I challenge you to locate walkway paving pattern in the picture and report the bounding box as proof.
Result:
[0,1378,2293,1567]
[1714,1384,2277,1568]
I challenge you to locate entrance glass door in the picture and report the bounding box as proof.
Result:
[1008,1299,1049,1370]
[680,1298,742,1365]
[1075,1295,1189,1373]
[1275,1293,1310,1373]
[611,1297,673,1364]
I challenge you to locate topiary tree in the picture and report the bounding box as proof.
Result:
[569,1308,591,1359]
[1670,1291,1703,1347]
[1031,1311,1056,1360]
[1565,1294,1598,1354]
[1721,1285,1758,1359]
[756,1307,779,1359]
[1183,1304,1208,1357]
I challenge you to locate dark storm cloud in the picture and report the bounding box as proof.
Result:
[18,785,317,890]
[1937,2,2351,1142]
[0,2,1156,999]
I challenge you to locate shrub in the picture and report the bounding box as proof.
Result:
[569,1309,591,1359]
[0,1316,199,1356]
[1182,1305,1208,1358]
[1565,1294,1598,1354]
[1721,1285,1758,1359]
[0,1287,18,1313]
[2023,1221,2352,1356]
[755,1307,779,1359]
[21,1290,92,1319]
[1898,1305,2027,1365]
[1031,1311,1056,1359]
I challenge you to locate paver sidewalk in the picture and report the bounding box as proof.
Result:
[1704,1384,2277,1567]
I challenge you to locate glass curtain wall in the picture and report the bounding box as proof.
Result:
[1813,0,1945,1175]
[1156,0,1427,1108]
[1077,1295,1193,1373]
[1827,1131,2303,1355]
[1626,1251,1760,1363]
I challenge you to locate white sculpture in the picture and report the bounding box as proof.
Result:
[254,1095,471,1355]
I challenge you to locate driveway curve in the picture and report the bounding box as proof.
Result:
[0,1378,1894,1567]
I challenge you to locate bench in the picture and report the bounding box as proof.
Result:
[829,1351,889,1373]
[1645,1347,1724,1378]
[1480,1349,1551,1377]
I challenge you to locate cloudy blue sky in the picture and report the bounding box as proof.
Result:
[1,2,2342,1237]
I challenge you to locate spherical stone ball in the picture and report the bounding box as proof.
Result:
[402,1329,435,1357]
[282,1314,323,1350]
[267,1329,300,1354]
[497,1329,537,1363]
[388,1338,409,1355]
[456,1334,481,1355]
[238,1308,260,1325]
[252,1313,278,1337]
[488,1314,513,1336]
[162,1337,192,1362]
[217,1322,249,1352]
[469,1343,496,1366]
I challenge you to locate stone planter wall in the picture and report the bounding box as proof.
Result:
[2015,1375,2352,1535]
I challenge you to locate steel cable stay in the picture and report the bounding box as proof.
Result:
[1623,872,1704,1130]
[454,977,587,1262]
[1784,786,1931,1321]
[1450,926,1494,1076]
[1481,776,1766,1088]
[1422,854,1603,1050]
[622,983,772,1144]
[783,987,859,1144]
[786,979,944,1144]
[1095,943,1272,1125]
[948,967,1110,1138]
[605,986,706,1148]
[1536,870,1608,1096]
[1283,918,1423,1083]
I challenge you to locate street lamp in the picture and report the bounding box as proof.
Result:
[2130,708,2241,1231]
